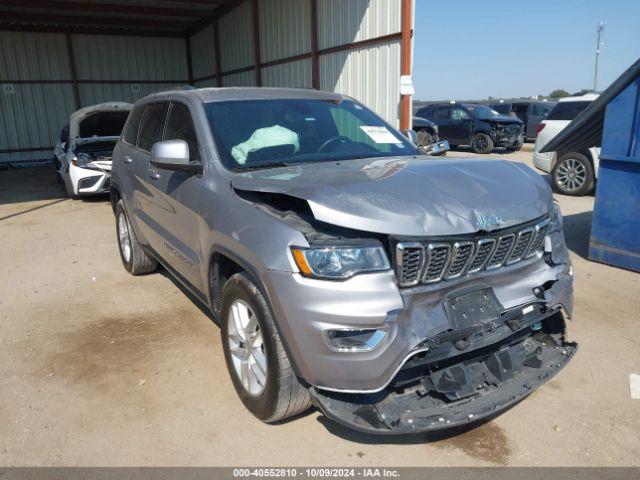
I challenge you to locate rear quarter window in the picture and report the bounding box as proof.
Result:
[546,101,590,121]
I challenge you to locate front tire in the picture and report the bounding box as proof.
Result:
[552,152,595,196]
[471,133,494,154]
[221,272,311,423]
[506,134,524,152]
[115,200,157,275]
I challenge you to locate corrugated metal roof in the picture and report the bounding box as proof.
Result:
[0,0,227,37]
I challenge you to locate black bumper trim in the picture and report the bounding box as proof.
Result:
[310,332,576,435]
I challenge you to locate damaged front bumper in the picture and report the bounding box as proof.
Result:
[310,310,576,434]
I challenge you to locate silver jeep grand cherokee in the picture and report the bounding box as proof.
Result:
[111,88,576,434]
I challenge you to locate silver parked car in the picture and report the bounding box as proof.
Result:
[111,88,576,434]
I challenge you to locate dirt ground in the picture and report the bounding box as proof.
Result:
[1,149,639,467]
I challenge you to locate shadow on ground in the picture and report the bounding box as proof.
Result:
[562,210,592,260]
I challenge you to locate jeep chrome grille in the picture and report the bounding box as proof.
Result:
[395,217,550,287]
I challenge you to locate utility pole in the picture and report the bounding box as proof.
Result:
[594,21,605,92]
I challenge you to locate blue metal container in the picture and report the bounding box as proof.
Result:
[589,77,640,272]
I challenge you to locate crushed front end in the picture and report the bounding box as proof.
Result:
[492,122,523,148]
[310,307,575,434]
[302,206,576,434]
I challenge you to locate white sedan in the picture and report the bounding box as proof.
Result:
[54,102,132,198]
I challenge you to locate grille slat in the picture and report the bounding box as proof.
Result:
[446,242,474,278]
[396,243,424,287]
[395,217,550,287]
[487,234,515,269]
[507,228,534,264]
[423,244,450,283]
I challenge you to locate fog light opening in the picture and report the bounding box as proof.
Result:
[324,328,387,352]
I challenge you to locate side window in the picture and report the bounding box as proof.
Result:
[122,106,145,146]
[163,102,201,162]
[434,106,450,120]
[137,102,169,152]
[417,107,433,119]
[451,107,470,120]
[531,103,551,116]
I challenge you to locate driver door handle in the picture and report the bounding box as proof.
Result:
[123,156,132,164]
[147,169,161,180]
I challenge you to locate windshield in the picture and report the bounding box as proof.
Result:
[465,105,501,118]
[204,99,418,170]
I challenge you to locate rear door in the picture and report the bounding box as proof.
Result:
[433,106,454,142]
[140,100,206,290]
[130,101,170,251]
[448,106,473,145]
[114,105,145,210]
[527,103,553,139]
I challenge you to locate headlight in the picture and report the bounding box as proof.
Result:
[72,152,92,168]
[291,245,390,279]
[549,202,563,232]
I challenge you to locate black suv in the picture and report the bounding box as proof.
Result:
[416,103,524,154]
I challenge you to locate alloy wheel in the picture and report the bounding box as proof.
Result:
[118,212,132,263]
[227,299,267,396]
[555,158,587,192]
[474,136,488,152]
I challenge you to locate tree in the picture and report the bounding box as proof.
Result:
[549,89,570,99]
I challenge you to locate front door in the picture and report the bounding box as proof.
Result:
[141,100,206,291]
[448,106,473,145]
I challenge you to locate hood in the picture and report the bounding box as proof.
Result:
[69,102,132,141]
[480,115,523,124]
[231,156,553,236]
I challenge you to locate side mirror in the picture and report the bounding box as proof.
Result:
[150,140,201,174]
[402,129,418,145]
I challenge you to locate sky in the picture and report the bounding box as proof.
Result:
[412,0,640,101]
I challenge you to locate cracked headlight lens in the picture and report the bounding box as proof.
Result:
[72,152,92,168]
[291,245,390,279]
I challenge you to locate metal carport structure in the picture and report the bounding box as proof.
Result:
[0,0,414,165]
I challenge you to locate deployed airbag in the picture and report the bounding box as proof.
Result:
[231,125,300,164]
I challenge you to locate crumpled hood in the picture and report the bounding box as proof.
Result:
[481,115,523,125]
[231,156,553,236]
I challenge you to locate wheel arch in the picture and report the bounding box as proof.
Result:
[207,246,305,380]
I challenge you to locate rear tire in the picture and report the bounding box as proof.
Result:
[471,133,494,154]
[115,200,157,275]
[552,152,595,196]
[221,272,311,423]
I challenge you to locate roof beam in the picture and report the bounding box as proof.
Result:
[187,0,244,37]
[0,0,216,18]
[0,11,192,29]
[0,23,185,38]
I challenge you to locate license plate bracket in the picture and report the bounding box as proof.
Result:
[444,287,503,330]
